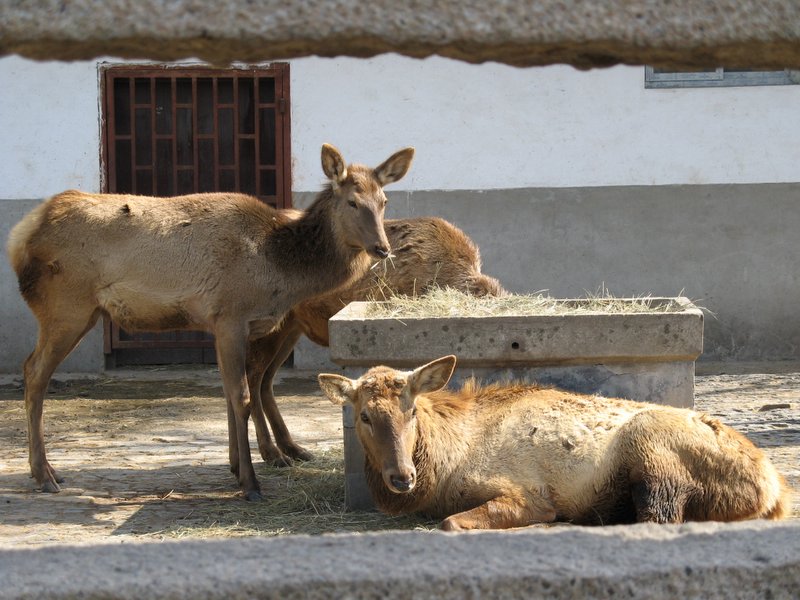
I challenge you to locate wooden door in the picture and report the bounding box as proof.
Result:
[101,64,291,364]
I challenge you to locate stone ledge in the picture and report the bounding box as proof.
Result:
[1,1,800,68]
[2,521,798,599]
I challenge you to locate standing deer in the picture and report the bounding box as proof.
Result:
[319,356,791,529]
[245,216,506,466]
[7,143,414,500]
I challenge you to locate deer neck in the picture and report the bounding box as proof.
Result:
[268,189,372,301]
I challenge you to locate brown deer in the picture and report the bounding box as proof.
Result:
[245,216,506,466]
[319,355,791,529]
[7,143,414,500]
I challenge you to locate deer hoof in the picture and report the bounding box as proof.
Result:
[270,454,294,468]
[284,445,314,462]
[441,517,465,532]
[40,480,62,493]
[244,490,263,502]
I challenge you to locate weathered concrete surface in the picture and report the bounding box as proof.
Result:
[2,1,800,69]
[329,298,703,368]
[2,521,799,599]
[329,298,702,409]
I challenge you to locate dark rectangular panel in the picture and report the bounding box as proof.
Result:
[115,139,132,193]
[238,78,255,134]
[177,169,194,195]
[155,79,173,135]
[176,107,193,165]
[259,107,276,166]
[258,77,275,104]
[134,108,152,165]
[239,138,255,194]
[198,139,215,192]
[176,78,193,104]
[156,140,174,196]
[197,78,213,134]
[219,168,236,192]
[218,108,234,166]
[113,78,131,135]
[260,169,277,197]
[218,78,234,104]
[135,169,153,195]
[134,78,151,104]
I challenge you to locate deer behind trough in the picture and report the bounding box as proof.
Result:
[245,216,506,466]
[319,356,791,529]
[7,143,414,500]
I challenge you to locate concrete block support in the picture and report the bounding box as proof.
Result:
[329,297,704,405]
[2,521,798,599]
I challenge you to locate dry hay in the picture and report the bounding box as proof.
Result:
[365,286,686,320]
[142,448,436,539]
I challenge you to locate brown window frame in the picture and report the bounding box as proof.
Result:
[99,63,292,361]
[101,63,292,207]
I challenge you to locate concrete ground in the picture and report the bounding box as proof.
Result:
[0,363,798,598]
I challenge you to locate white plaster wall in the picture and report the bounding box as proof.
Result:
[290,55,800,190]
[0,56,102,198]
[1,54,798,198]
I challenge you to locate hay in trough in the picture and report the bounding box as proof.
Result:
[365,286,685,320]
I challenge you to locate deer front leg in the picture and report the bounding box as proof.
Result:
[216,324,261,501]
[441,491,557,531]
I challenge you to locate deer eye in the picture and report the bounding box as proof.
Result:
[360,411,371,424]
[411,406,418,418]
[348,199,357,208]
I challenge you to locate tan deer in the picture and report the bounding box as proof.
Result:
[7,143,414,500]
[319,356,791,529]
[245,216,506,466]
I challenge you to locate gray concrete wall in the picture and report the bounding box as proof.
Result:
[1,198,104,375]
[295,181,800,369]
[3,182,798,373]
[2,521,799,599]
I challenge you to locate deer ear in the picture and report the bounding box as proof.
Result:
[374,147,415,186]
[409,355,456,395]
[318,373,356,405]
[321,143,348,184]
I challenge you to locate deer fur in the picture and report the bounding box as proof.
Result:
[319,356,792,530]
[7,143,414,500]
[245,216,506,466]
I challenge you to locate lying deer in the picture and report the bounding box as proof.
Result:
[246,217,505,466]
[319,355,791,529]
[7,143,414,500]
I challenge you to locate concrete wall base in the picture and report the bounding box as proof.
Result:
[2,521,798,599]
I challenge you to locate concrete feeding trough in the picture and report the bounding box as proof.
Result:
[328,296,704,510]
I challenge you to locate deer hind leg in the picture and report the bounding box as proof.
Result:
[441,489,557,531]
[246,327,297,467]
[215,323,261,501]
[24,307,101,492]
[259,325,313,463]
[628,451,698,524]
[630,476,698,524]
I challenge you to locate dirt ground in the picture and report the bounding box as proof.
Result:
[1,364,798,547]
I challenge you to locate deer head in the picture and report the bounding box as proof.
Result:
[321,143,414,260]
[319,355,456,494]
